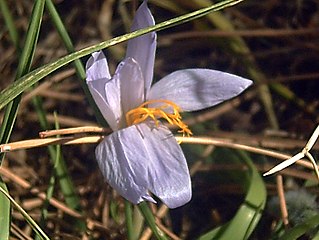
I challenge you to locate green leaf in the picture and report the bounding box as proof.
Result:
[32,100,85,230]
[0,0,244,111]
[0,0,20,51]
[278,215,319,240]
[45,0,107,126]
[199,150,266,240]
[0,179,10,240]
[0,184,50,240]
[0,0,45,161]
[125,201,144,240]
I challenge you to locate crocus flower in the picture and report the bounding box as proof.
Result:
[86,1,252,208]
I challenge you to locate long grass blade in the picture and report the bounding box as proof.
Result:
[0,0,244,111]
[199,150,266,240]
[0,185,50,240]
[0,1,45,239]
[0,0,20,51]
[0,179,10,240]
[278,215,319,240]
[32,98,85,230]
[0,0,45,158]
[44,0,106,126]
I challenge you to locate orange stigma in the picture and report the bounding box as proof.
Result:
[125,99,192,137]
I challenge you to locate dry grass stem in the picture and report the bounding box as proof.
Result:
[0,136,103,152]
[0,166,83,218]
[1,128,318,173]
[263,125,319,180]
[39,126,108,138]
[276,175,289,226]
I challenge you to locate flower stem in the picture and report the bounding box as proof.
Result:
[125,200,134,240]
[138,202,168,240]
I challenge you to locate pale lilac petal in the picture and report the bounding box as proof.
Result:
[114,58,144,115]
[126,0,156,91]
[86,51,111,81]
[95,125,156,204]
[87,82,118,130]
[86,51,119,130]
[147,69,252,112]
[138,123,192,208]
[95,122,191,208]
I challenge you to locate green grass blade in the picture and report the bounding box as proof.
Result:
[199,151,266,240]
[32,97,85,230]
[0,0,45,154]
[44,0,106,126]
[35,113,59,240]
[125,201,144,240]
[0,1,45,238]
[0,178,10,240]
[0,0,244,111]
[0,184,50,240]
[35,161,56,240]
[15,0,45,78]
[278,215,319,240]
[0,0,20,51]
[32,97,82,210]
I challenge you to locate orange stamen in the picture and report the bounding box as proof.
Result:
[125,99,192,137]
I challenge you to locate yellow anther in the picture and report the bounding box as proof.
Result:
[126,99,192,137]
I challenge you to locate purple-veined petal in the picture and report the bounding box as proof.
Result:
[95,124,155,205]
[115,58,144,116]
[126,0,156,92]
[147,69,253,112]
[86,51,120,130]
[138,123,192,208]
[86,51,111,81]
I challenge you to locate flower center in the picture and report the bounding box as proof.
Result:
[125,99,192,137]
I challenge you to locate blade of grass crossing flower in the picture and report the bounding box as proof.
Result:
[0,0,45,161]
[45,0,107,126]
[0,0,244,111]
[138,202,168,240]
[199,150,266,240]
[0,184,50,240]
[0,179,10,240]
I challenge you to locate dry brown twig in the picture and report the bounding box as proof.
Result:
[1,125,318,239]
[263,124,319,180]
[1,126,319,175]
